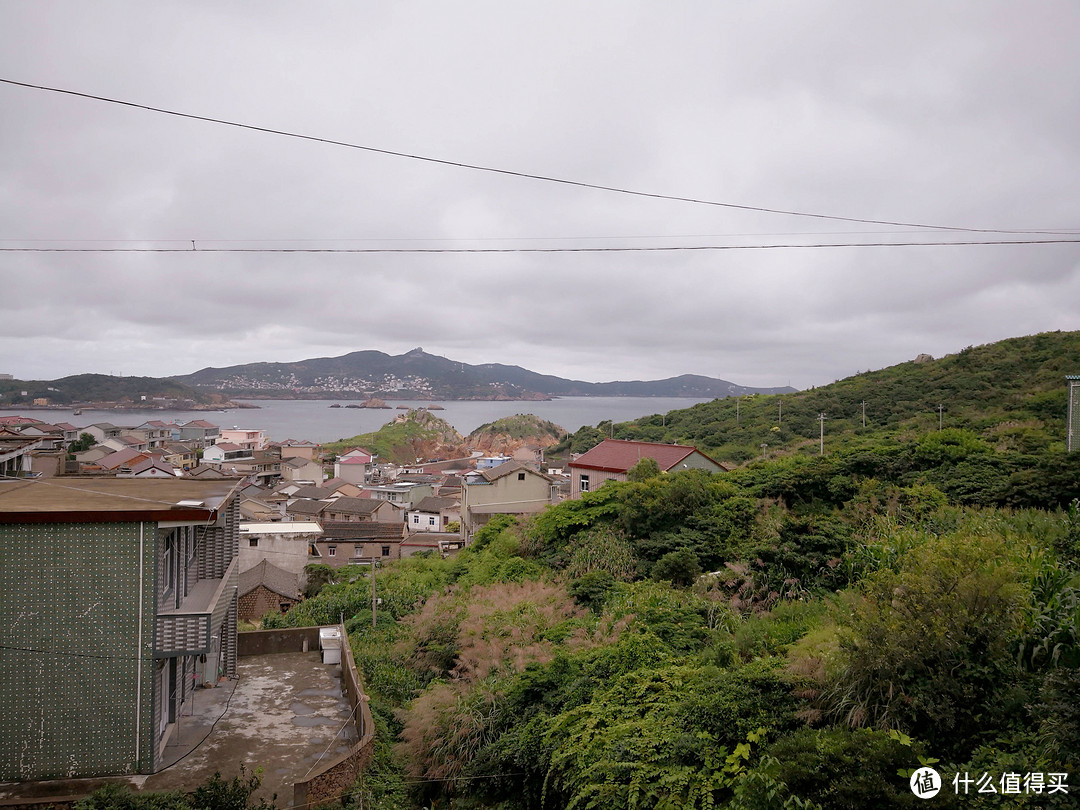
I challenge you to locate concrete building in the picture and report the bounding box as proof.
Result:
[0,477,243,781]
[238,520,323,578]
[460,460,554,540]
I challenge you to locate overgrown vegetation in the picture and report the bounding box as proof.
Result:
[73,767,276,809]
[268,332,1080,808]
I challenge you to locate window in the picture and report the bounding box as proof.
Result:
[412,515,420,524]
[162,534,174,594]
[248,538,258,548]
[328,545,336,557]
[355,545,364,556]
[518,472,526,481]
[429,516,436,526]
[579,474,590,492]
[381,545,391,557]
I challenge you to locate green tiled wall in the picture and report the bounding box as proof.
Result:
[0,521,157,780]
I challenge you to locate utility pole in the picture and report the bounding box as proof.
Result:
[938,403,944,431]
[736,396,740,426]
[861,401,866,428]
[778,398,782,425]
[760,442,768,459]
[819,413,826,456]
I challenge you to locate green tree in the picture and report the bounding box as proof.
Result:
[67,432,96,455]
[627,456,661,482]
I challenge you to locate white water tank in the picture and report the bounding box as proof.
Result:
[319,627,341,665]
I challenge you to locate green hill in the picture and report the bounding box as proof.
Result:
[553,330,1078,463]
[0,373,216,407]
[322,409,466,464]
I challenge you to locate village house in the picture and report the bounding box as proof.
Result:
[218,428,268,453]
[172,419,220,449]
[288,484,337,502]
[362,481,434,510]
[406,495,461,532]
[132,420,172,449]
[81,422,124,445]
[161,442,197,471]
[237,559,302,622]
[333,447,374,485]
[239,520,323,580]
[238,487,287,521]
[459,460,555,540]
[275,438,320,460]
[567,439,726,498]
[0,477,243,781]
[201,442,252,466]
[7,421,64,450]
[315,521,409,565]
[285,497,332,522]
[322,496,400,523]
[280,454,325,484]
[322,478,364,499]
[217,452,284,487]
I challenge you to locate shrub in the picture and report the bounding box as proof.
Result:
[651,548,702,586]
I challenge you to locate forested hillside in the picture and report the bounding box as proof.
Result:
[264,332,1080,809]
[552,330,1078,464]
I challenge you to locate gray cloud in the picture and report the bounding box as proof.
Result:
[1,1,1078,391]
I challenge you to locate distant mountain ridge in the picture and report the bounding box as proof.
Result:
[170,347,795,400]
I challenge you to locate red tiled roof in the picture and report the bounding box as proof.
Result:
[568,439,720,474]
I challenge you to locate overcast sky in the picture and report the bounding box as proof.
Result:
[2,2,1078,390]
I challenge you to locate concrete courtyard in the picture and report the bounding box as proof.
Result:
[0,651,358,808]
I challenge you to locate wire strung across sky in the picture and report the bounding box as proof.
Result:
[1,239,1078,253]
[2,77,1076,237]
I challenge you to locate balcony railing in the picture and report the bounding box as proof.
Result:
[155,557,237,656]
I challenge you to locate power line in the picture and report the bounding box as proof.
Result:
[1,77,1071,236]
[0,239,1077,254]
[3,227,1079,244]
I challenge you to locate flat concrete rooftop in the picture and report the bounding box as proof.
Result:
[0,476,244,522]
[0,651,357,808]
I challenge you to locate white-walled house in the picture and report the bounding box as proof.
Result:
[406,495,461,532]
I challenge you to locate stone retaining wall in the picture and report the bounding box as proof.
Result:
[293,627,376,808]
